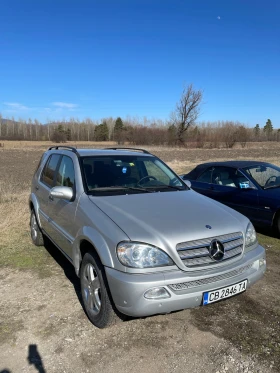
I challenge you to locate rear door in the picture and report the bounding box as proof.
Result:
[37,154,61,231]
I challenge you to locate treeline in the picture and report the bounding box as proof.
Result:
[0,115,278,148]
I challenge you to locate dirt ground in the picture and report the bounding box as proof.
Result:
[0,142,280,373]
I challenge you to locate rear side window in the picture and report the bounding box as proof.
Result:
[197,168,213,183]
[40,154,61,187]
[56,156,75,188]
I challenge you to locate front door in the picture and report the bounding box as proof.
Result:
[210,166,260,222]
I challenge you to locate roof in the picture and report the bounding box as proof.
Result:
[77,149,153,157]
[47,146,153,158]
[194,160,271,169]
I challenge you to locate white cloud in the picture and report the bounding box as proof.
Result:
[52,102,78,109]
[3,102,29,110]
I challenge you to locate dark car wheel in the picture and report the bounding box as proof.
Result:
[274,212,280,236]
[80,251,121,328]
[30,210,44,246]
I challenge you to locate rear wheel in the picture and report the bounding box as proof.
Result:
[80,251,120,328]
[30,210,44,246]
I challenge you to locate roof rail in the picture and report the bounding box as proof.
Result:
[48,145,79,155]
[105,147,151,154]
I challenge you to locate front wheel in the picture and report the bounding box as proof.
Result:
[274,212,280,236]
[80,252,121,328]
[30,210,44,246]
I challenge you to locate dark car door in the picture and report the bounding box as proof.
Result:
[243,165,280,226]
[256,189,278,225]
[208,166,260,222]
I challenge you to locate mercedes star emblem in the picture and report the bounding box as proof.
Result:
[209,239,225,261]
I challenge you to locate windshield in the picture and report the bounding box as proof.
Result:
[243,164,280,189]
[81,155,186,195]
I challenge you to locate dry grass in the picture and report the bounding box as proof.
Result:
[0,141,280,373]
[1,141,280,269]
[0,187,28,234]
[0,171,53,272]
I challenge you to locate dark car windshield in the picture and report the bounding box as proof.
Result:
[243,164,280,189]
[81,155,187,195]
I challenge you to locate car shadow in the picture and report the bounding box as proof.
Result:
[42,237,134,324]
[255,225,279,239]
[43,237,82,305]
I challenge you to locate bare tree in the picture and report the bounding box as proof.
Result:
[237,125,249,148]
[171,84,203,145]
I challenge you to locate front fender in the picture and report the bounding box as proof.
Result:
[73,226,115,276]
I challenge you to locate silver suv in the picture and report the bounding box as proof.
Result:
[30,146,266,328]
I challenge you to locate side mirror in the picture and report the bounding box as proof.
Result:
[49,186,73,201]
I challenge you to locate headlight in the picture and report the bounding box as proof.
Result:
[245,222,257,247]
[117,242,174,268]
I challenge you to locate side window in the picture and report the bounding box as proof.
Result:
[212,167,238,188]
[235,170,252,189]
[143,160,170,184]
[40,154,61,188]
[34,153,48,175]
[197,168,213,183]
[56,156,75,188]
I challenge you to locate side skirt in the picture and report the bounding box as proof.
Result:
[42,229,74,264]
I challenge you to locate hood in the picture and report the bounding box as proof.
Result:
[89,190,248,256]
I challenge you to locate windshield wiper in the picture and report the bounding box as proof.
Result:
[263,184,280,190]
[147,184,185,191]
[90,186,153,193]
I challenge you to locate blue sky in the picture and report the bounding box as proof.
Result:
[0,0,279,127]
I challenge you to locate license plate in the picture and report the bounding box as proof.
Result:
[203,279,247,305]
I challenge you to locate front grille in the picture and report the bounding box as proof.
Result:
[169,263,253,291]
[176,232,243,268]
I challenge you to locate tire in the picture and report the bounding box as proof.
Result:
[30,210,44,246]
[80,251,121,328]
[274,212,280,236]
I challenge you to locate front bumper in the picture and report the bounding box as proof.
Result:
[105,244,266,317]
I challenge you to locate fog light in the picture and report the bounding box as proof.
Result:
[144,287,171,299]
[259,258,266,267]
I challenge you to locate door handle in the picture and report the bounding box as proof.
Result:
[35,186,39,190]
[49,194,54,201]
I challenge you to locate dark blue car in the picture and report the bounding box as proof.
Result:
[181,161,280,233]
